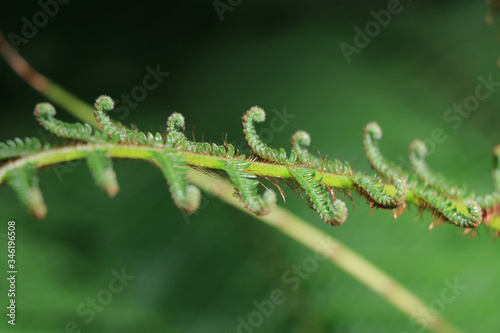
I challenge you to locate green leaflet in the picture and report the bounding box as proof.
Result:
[291,130,350,175]
[287,167,347,226]
[243,107,294,164]
[166,112,235,157]
[0,137,47,160]
[354,175,407,209]
[153,151,200,214]
[94,95,163,146]
[409,140,463,197]
[85,151,119,197]
[363,122,407,183]
[416,186,482,228]
[35,103,98,142]
[6,164,46,219]
[222,160,276,216]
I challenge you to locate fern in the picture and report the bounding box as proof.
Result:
[287,166,347,225]
[0,137,47,159]
[167,112,235,157]
[1,97,500,236]
[222,160,276,216]
[5,163,46,219]
[243,106,294,164]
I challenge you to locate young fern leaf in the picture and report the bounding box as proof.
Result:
[416,187,482,228]
[291,130,350,175]
[243,107,291,164]
[166,113,235,157]
[34,103,98,142]
[353,175,407,209]
[409,140,463,197]
[287,167,347,226]
[85,151,119,197]
[94,95,163,146]
[153,151,200,214]
[364,122,407,183]
[0,137,47,160]
[6,163,46,219]
[222,160,276,216]
[93,95,125,141]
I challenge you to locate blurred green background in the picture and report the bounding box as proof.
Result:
[1,1,500,332]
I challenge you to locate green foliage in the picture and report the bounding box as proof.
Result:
[153,151,201,214]
[222,159,276,216]
[243,106,295,164]
[5,163,46,219]
[2,97,500,235]
[354,175,407,209]
[85,150,119,197]
[94,95,163,145]
[409,139,463,197]
[35,102,96,142]
[291,130,350,175]
[287,167,348,226]
[0,137,46,159]
[167,112,235,157]
[363,122,407,183]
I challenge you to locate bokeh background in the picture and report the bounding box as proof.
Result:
[1,1,500,332]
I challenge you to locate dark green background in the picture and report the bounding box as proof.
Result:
[1,1,500,332]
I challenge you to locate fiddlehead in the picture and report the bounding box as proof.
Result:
[222,160,276,216]
[243,107,294,164]
[416,187,482,228]
[364,122,407,183]
[166,112,235,157]
[291,130,351,175]
[409,140,463,197]
[353,175,407,209]
[94,95,164,146]
[287,167,347,226]
[35,103,99,142]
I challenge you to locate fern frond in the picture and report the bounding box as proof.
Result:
[416,186,482,228]
[34,103,98,142]
[166,112,235,157]
[243,107,291,164]
[94,95,163,145]
[364,122,407,183]
[6,163,46,219]
[409,140,463,197]
[0,137,47,160]
[354,175,407,209]
[86,151,119,197]
[287,167,347,226]
[291,130,350,175]
[222,160,276,216]
[153,151,200,214]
